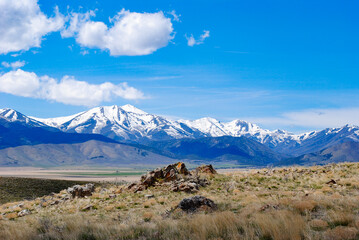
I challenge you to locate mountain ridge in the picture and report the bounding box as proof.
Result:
[2,105,359,158]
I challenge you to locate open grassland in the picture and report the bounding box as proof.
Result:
[2,163,359,240]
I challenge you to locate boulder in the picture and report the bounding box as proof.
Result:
[171,176,209,193]
[67,183,95,198]
[177,196,217,213]
[162,162,190,181]
[195,164,217,174]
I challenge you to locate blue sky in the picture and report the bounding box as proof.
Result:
[0,0,358,133]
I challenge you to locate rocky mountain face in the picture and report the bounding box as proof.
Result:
[32,105,359,156]
[0,111,118,150]
[278,141,359,166]
[1,105,358,166]
[145,136,283,166]
[34,105,205,143]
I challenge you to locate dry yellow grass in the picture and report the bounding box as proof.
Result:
[1,162,359,240]
[310,219,329,230]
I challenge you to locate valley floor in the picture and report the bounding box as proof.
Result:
[0,167,144,182]
[1,163,359,240]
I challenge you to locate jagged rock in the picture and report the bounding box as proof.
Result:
[67,183,95,198]
[18,209,31,217]
[177,196,217,213]
[162,162,189,181]
[164,168,177,182]
[195,164,217,174]
[129,162,210,193]
[142,174,156,187]
[152,168,164,179]
[171,176,209,193]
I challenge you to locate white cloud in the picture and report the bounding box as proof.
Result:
[60,11,95,38]
[169,10,180,22]
[186,30,210,47]
[247,108,359,130]
[186,35,196,47]
[0,0,64,54]
[0,69,40,97]
[62,9,174,56]
[0,69,145,106]
[1,60,26,69]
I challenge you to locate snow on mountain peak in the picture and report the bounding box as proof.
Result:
[0,108,48,127]
[9,104,359,148]
[121,104,147,114]
[0,108,26,122]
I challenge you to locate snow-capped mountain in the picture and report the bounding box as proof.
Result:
[277,124,359,156]
[33,105,205,143]
[2,105,359,157]
[179,118,298,148]
[0,108,49,128]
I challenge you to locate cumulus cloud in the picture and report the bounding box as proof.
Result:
[0,69,145,106]
[60,11,95,38]
[1,60,26,69]
[0,0,64,54]
[247,108,359,130]
[62,9,174,56]
[186,30,210,47]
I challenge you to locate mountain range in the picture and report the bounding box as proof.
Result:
[0,105,358,167]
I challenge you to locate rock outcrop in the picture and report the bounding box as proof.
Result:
[170,176,209,193]
[128,162,212,193]
[177,196,217,213]
[195,164,217,175]
[67,183,95,198]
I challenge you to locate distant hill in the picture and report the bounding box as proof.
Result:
[278,141,359,166]
[0,140,174,167]
[0,114,118,149]
[145,136,283,166]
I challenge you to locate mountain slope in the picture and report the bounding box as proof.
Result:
[0,111,118,149]
[145,136,283,166]
[34,105,205,143]
[278,141,359,166]
[0,109,52,129]
[0,140,174,167]
[7,105,359,161]
[34,104,303,148]
[273,125,359,156]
